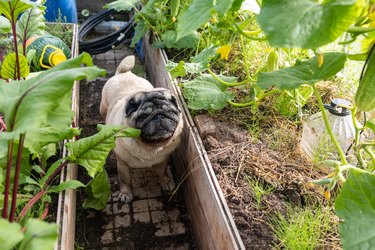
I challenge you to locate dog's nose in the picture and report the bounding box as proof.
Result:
[155,114,164,121]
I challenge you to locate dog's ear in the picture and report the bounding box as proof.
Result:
[125,98,140,117]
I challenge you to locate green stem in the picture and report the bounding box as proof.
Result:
[228,100,254,107]
[240,36,251,80]
[232,22,267,41]
[312,84,348,164]
[207,69,253,87]
[347,26,375,34]
[364,146,375,167]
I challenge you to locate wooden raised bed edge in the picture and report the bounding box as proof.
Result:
[143,33,246,250]
[54,23,79,250]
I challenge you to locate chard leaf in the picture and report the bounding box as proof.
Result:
[0,0,37,21]
[0,53,30,80]
[0,52,106,140]
[0,15,11,33]
[16,5,46,46]
[182,74,235,110]
[0,218,24,250]
[83,170,110,210]
[257,52,347,90]
[49,180,85,193]
[335,170,375,250]
[66,125,140,177]
[19,219,58,250]
[257,0,363,49]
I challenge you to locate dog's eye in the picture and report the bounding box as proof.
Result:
[139,114,148,121]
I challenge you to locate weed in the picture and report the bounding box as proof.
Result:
[245,175,275,207]
[271,206,332,250]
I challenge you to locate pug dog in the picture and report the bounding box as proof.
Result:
[100,55,183,203]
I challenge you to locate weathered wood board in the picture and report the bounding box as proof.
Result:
[143,33,245,250]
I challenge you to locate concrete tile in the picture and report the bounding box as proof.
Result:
[103,204,112,215]
[132,177,144,188]
[113,203,130,214]
[168,209,180,221]
[114,214,131,228]
[132,200,149,213]
[133,187,147,199]
[134,212,151,223]
[148,199,163,211]
[151,210,168,223]
[102,221,114,230]
[100,230,114,244]
[146,185,162,198]
[171,222,186,235]
[155,222,171,237]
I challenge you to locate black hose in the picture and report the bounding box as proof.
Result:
[78,9,134,55]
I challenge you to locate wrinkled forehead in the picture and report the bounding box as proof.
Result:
[132,90,173,102]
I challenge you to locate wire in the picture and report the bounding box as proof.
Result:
[78,9,134,55]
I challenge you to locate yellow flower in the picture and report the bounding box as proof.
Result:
[217,44,231,60]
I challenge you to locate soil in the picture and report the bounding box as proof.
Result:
[194,108,341,249]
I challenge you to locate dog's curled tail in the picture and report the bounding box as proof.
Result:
[115,55,135,75]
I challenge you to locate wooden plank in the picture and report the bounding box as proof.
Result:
[143,33,245,250]
[55,23,79,250]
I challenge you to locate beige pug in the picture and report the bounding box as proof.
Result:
[100,55,183,203]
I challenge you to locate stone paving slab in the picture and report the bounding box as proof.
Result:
[76,44,196,250]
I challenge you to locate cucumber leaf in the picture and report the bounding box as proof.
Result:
[0,53,30,80]
[257,0,363,49]
[257,52,347,90]
[0,218,24,250]
[65,125,140,177]
[335,170,375,250]
[83,169,110,210]
[104,0,139,11]
[153,30,200,49]
[182,74,235,110]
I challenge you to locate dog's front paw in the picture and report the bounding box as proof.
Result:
[117,192,133,203]
[161,180,175,192]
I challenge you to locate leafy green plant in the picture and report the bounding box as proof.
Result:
[271,206,331,250]
[0,1,141,249]
[245,175,274,207]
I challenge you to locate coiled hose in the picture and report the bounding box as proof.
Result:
[78,9,134,55]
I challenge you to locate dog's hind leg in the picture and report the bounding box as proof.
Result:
[116,155,134,203]
[153,162,175,192]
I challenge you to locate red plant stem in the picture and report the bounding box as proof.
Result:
[0,116,6,132]
[18,190,47,218]
[9,134,25,222]
[40,203,49,220]
[2,140,14,219]
[9,2,21,80]
[17,160,69,220]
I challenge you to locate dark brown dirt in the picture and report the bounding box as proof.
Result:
[195,111,340,249]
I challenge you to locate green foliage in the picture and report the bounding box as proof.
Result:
[0,16,11,33]
[49,180,85,193]
[66,125,140,177]
[19,219,58,250]
[0,0,37,21]
[182,74,235,110]
[83,169,110,210]
[0,52,29,80]
[0,218,23,250]
[272,206,331,250]
[355,45,375,112]
[104,0,139,11]
[16,5,46,47]
[257,53,347,90]
[335,170,375,250]
[257,0,363,49]
[245,175,274,206]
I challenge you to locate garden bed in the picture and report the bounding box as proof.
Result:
[143,34,341,249]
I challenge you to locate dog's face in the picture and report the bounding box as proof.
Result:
[124,89,181,143]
